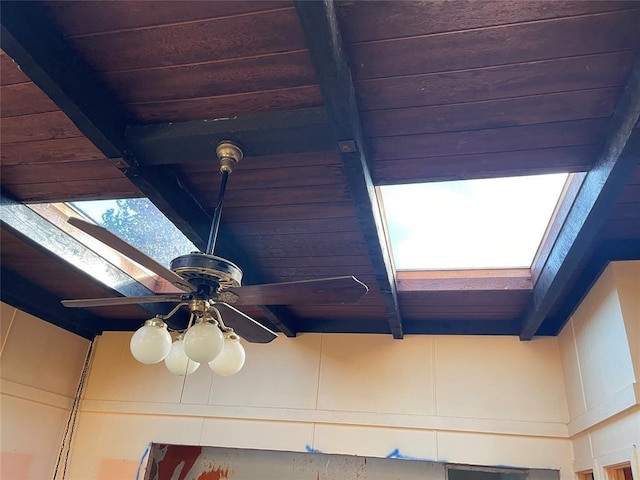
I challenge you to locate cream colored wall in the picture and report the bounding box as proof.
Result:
[67,330,574,480]
[557,261,640,476]
[0,302,90,480]
[7,263,637,480]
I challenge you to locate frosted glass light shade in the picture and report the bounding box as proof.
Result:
[130,319,172,364]
[209,335,245,376]
[164,337,200,375]
[183,320,224,363]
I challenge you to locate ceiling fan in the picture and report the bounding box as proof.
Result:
[61,141,369,350]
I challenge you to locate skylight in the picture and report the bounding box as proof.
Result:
[71,198,197,268]
[379,173,568,270]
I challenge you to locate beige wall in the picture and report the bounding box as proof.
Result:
[0,302,90,480]
[66,329,574,480]
[557,261,640,477]
[2,262,637,480]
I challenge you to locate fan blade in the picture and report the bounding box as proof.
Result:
[62,294,187,308]
[215,302,278,343]
[227,276,368,305]
[67,217,195,292]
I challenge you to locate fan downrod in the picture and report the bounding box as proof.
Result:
[206,141,243,256]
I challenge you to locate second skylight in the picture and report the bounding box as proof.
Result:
[379,173,568,270]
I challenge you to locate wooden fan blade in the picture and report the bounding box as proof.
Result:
[215,302,278,343]
[67,217,195,292]
[62,294,187,308]
[227,276,368,306]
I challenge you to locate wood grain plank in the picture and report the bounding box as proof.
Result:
[289,306,388,319]
[372,145,598,185]
[1,159,128,184]
[266,272,379,286]
[4,178,141,203]
[290,305,386,314]
[105,51,316,104]
[597,219,640,239]
[0,50,29,85]
[371,118,609,161]
[126,85,323,123]
[222,202,357,223]
[46,1,291,36]
[608,203,640,220]
[399,290,531,306]
[357,51,635,111]
[1,137,105,166]
[614,184,640,204]
[179,151,340,174]
[0,228,139,301]
[67,8,306,72]
[363,88,620,137]
[1,111,83,143]
[240,231,367,258]
[401,312,521,321]
[295,0,403,338]
[337,0,638,43]
[519,54,640,340]
[261,265,375,280]
[350,10,640,80]
[0,82,58,117]
[187,164,345,192]
[227,217,364,236]
[257,255,372,268]
[400,305,525,315]
[219,184,351,207]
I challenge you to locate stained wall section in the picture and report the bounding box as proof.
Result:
[0,302,90,480]
[2,262,638,480]
[557,261,640,476]
[65,329,573,479]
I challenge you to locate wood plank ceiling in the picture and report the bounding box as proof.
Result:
[1,1,639,340]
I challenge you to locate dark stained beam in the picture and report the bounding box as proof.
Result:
[126,107,335,166]
[0,1,123,157]
[537,239,640,336]
[520,54,640,340]
[297,318,520,336]
[0,1,208,246]
[0,1,297,334]
[256,305,297,338]
[294,0,403,339]
[1,268,100,340]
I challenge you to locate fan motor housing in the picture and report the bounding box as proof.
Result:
[170,253,243,292]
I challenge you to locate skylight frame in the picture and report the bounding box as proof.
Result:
[377,173,581,282]
[26,200,186,295]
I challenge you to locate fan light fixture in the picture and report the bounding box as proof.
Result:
[130,300,247,376]
[209,332,246,376]
[130,318,172,364]
[164,333,200,376]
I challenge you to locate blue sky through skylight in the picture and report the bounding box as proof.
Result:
[380,173,568,270]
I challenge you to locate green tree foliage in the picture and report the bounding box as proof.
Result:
[101,199,197,267]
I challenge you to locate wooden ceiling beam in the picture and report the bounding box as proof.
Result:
[297,319,520,336]
[0,1,207,246]
[537,239,640,336]
[0,267,101,340]
[0,1,298,335]
[126,107,335,166]
[294,0,403,339]
[520,53,640,340]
